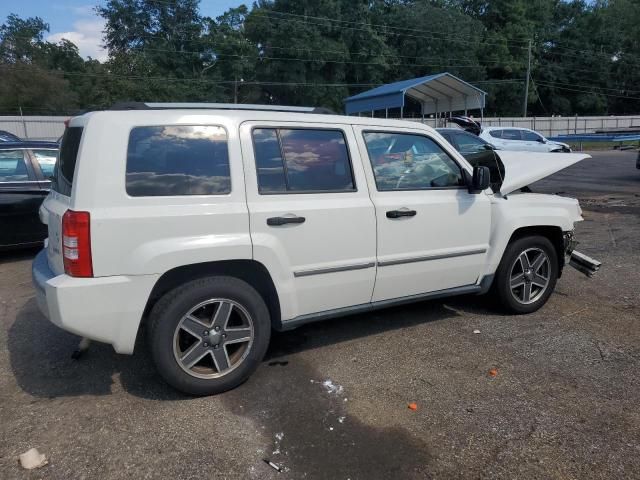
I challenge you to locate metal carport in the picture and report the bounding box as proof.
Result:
[344,72,487,121]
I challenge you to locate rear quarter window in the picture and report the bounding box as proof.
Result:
[54,127,83,195]
[126,125,230,197]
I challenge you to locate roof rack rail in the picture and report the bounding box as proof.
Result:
[108,102,336,114]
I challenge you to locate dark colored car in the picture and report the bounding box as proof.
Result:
[0,141,58,249]
[437,127,497,155]
[636,150,639,169]
[0,130,22,142]
[437,128,505,193]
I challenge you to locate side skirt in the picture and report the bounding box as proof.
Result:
[276,284,482,331]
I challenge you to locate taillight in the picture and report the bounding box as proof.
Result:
[62,210,93,277]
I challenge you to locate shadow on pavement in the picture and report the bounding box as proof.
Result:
[220,357,433,478]
[8,294,472,402]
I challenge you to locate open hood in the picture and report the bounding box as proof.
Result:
[446,116,482,135]
[496,151,590,195]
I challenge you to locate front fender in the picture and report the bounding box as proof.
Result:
[482,193,582,276]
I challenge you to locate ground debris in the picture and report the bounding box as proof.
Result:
[18,448,47,470]
[263,459,282,472]
[488,368,498,377]
[408,402,418,411]
[320,379,344,395]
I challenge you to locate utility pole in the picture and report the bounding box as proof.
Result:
[523,39,532,117]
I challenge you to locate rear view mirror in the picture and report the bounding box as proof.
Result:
[469,166,490,193]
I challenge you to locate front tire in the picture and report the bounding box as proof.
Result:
[148,276,271,395]
[493,236,558,314]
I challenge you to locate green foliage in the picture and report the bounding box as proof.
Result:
[1,0,639,116]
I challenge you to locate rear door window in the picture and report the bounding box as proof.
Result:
[501,129,523,140]
[253,128,355,193]
[54,127,83,196]
[0,150,30,182]
[126,125,230,196]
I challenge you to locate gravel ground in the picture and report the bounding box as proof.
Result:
[1,151,638,479]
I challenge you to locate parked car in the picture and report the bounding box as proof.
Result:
[0,130,22,142]
[480,127,572,153]
[0,141,57,249]
[33,103,594,395]
[437,127,498,155]
[437,128,505,193]
[446,117,571,153]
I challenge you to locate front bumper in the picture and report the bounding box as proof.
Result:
[32,249,158,354]
[561,231,601,278]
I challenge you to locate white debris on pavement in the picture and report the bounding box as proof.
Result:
[272,432,284,455]
[18,448,47,470]
[473,329,481,334]
[321,379,344,395]
[338,416,346,423]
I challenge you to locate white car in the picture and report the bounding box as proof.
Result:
[479,127,571,153]
[33,103,595,395]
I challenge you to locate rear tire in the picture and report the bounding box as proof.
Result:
[493,235,558,314]
[148,276,271,395]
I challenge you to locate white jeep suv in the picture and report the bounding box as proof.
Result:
[33,103,589,395]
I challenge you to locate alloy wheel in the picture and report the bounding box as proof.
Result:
[173,299,254,379]
[509,248,551,305]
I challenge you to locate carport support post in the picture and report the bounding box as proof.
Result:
[19,106,27,138]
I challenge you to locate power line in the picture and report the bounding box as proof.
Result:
[535,81,640,100]
[0,64,517,89]
[534,79,640,95]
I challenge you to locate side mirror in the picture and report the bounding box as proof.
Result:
[468,166,490,193]
[483,144,496,150]
[537,138,546,143]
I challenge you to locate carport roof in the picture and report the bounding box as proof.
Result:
[344,72,486,115]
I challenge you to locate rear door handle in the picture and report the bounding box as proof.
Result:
[386,209,417,219]
[267,215,306,226]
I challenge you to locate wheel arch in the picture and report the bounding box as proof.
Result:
[506,225,566,275]
[142,260,281,331]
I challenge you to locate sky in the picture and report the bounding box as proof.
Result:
[0,0,245,61]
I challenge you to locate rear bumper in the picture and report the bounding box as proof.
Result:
[32,249,159,354]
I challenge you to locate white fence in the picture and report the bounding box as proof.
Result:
[394,115,640,137]
[2,114,640,141]
[0,116,67,141]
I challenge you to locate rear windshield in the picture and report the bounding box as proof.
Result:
[53,126,83,196]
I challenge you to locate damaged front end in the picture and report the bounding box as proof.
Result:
[563,231,601,278]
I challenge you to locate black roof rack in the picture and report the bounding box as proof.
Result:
[108,102,336,115]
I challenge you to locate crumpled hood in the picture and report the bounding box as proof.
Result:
[496,151,590,195]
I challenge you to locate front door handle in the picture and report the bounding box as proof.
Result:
[267,215,306,226]
[386,209,417,219]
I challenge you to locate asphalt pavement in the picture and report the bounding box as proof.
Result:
[1,150,639,479]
